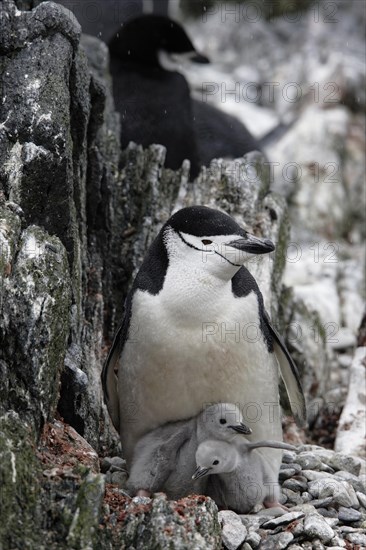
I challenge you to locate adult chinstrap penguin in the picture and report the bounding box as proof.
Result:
[101,206,306,481]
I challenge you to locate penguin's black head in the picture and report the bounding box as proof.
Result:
[164,206,274,274]
[109,15,209,67]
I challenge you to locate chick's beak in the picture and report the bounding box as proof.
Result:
[192,466,212,480]
[228,422,252,435]
[226,234,275,255]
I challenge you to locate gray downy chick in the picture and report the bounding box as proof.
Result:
[193,438,297,513]
[126,403,251,499]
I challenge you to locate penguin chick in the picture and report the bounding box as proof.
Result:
[102,206,306,476]
[193,439,297,514]
[126,403,252,499]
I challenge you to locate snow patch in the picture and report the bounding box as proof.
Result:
[23,142,49,163]
[3,142,23,202]
[0,113,10,131]
[0,225,11,263]
[37,112,52,125]
[24,234,44,260]
[27,78,41,91]
[10,452,17,483]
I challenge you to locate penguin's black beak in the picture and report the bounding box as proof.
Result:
[192,466,212,480]
[190,52,210,64]
[228,422,252,435]
[226,234,275,255]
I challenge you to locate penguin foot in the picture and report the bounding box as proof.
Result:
[263,500,289,515]
[136,489,151,497]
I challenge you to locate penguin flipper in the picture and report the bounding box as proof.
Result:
[265,312,307,427]
[101,294,133,432]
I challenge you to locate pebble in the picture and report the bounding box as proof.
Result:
[245,530,261,548]
[279,468,296,481]
[308,478,359,507]
[356,491,366,508]
[323,517,339,528]
[309,497,334,509]
[329,535,346,547]
[109,471,128,486]
[280,462,302,474]
[282,451,297,464]
[281,488,303,505]
[302,470,334,481]
[312,540,325,550]
[262,511,305,529]
[218,510,247,550]
[296,453,325,471]
[337,507,362,523]
[334,470,365,493]
[317,452,361,476]
[101,455,128,478]
[282,477,308,492]
[317,508,338,519]
[291,521,304,537]
[100,457,112,473]
[345,532,366,545]
[110,464,127,473]
[303,513,335,543]
[110,456,127,468]
[260,531,294,550]
[240,516,265,531]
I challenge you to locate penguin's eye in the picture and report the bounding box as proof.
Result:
[201,239,213,245]
[219,418,227,425]
[213,460,219,465]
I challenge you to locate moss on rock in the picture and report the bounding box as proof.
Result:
[0,412,42,549]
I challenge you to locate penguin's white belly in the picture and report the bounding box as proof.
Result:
[118,288,281,460]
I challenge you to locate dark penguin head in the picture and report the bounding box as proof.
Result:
[162,206,274,280]
[109,15,209,68]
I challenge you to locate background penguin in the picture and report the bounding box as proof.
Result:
[109,15,206,176]
[108,15,261,178]
[193,439,297,513]
[102,206,306,488]
[126,403,251,498]
[191,100,261,167]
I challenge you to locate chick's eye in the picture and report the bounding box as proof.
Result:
[219,418,227,425]
[201,239,212,245]
[213,460,219,465]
